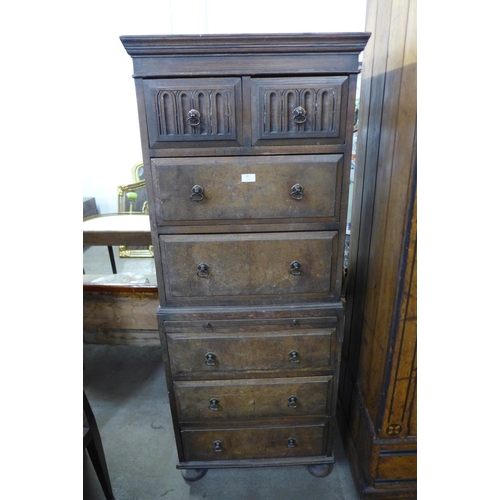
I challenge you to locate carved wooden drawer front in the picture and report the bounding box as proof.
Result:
[166,328,337,377]
[143,78,242,149]
[251,76,348,146]
[174,376,332,421]
[181,423,327,461]
[151,154,343,226]
[159,232,338,300]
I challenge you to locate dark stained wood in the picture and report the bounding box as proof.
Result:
[181,423,327,462]
[159,231,338,300]
[174,376,332,421]
[166,329,337,377]
[337,0,417,497]
[151,155,343,225]
[143,77,243,150]
[250,76,348,146]
[121,32,369,474]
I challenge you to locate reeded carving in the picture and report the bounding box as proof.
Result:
[156,88,235,138]
[261,85,340,137]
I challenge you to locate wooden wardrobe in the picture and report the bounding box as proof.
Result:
[337,0,417,497]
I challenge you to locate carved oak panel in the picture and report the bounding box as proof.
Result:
[143,78,242,148]
[251,76,348,145]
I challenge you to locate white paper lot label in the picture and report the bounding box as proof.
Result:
[241,174,256,183]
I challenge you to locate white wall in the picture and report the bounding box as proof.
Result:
[81,0,367,214]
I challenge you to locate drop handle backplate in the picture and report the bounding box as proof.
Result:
[291,183,304,200]
[190,185,204,201]
[292,106,307,124]
[205,352,216,366]
[289,350,300,363]
[209,398,220,411]
[197,263,209,278]
[287,437,297,448]
[289,261,303,276]
[288,396,298,409]
[213,440,223,452]
[186,109,201,126]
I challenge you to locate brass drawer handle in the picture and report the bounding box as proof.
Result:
[289,261,302,276]
[186,109,201,126]
[190,185,204,201]
[288,396,298,409]
[289,350,300,363]
[209,398,220,411]
[205,352,216,366]
[213,440,223,452]
[287,437,297,448]
[292,106,307,124]
[291,183,304,200]
[197,263,209,278]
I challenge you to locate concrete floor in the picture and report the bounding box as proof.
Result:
[83,344,360,500]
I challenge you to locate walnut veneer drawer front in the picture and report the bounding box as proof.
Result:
[143,78,242,149]
[251,76,349,146]
[174,376,332,421]
[159,231,338,300]
[151,155,342,225]
[182,424,326,461]
[166,329,337,377]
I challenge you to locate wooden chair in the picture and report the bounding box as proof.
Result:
[84,391,115,499]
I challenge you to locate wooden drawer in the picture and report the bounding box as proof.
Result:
[181,423,327,461]
[159,231,338,300]
[251,76,349,146]
[376,449,417,483]
[143,78,242,149]
[151,155,343,226]
[173,376,332,421]
[166,329,337,377]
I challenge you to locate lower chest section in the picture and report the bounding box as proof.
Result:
[160,305,343,465]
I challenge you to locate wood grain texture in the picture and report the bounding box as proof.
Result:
[181,423,327,462]
[159,231,338,300]
[121,32,369,471]
[151,155,342,225]
[83,286,159,345]
[337,0,417,497]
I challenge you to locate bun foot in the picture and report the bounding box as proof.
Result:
[181,468,208,482]
[308,463,334,478]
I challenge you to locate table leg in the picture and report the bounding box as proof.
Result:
[107,246,117,274]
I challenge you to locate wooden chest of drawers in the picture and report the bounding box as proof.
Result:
[121,32,369,480]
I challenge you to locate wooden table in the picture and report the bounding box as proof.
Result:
[83,213,152,274]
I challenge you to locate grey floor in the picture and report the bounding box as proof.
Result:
[83,245,157,285]
[83,246,360,500]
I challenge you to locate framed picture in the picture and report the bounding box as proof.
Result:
[132,161,145,183]
[117,180,153,258]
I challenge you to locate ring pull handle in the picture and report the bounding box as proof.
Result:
[213,440,223,452]
[289,350,300,363]
[205,352,216,366]
[291,184,304,200]
[288,396,298,409]
[292,106,307,124]
[187,109,201,126]
[209,398,220,411]
[190,185,204,202]
[289,261,303,276]
[287,437,297,448]
[197,263,209,278]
